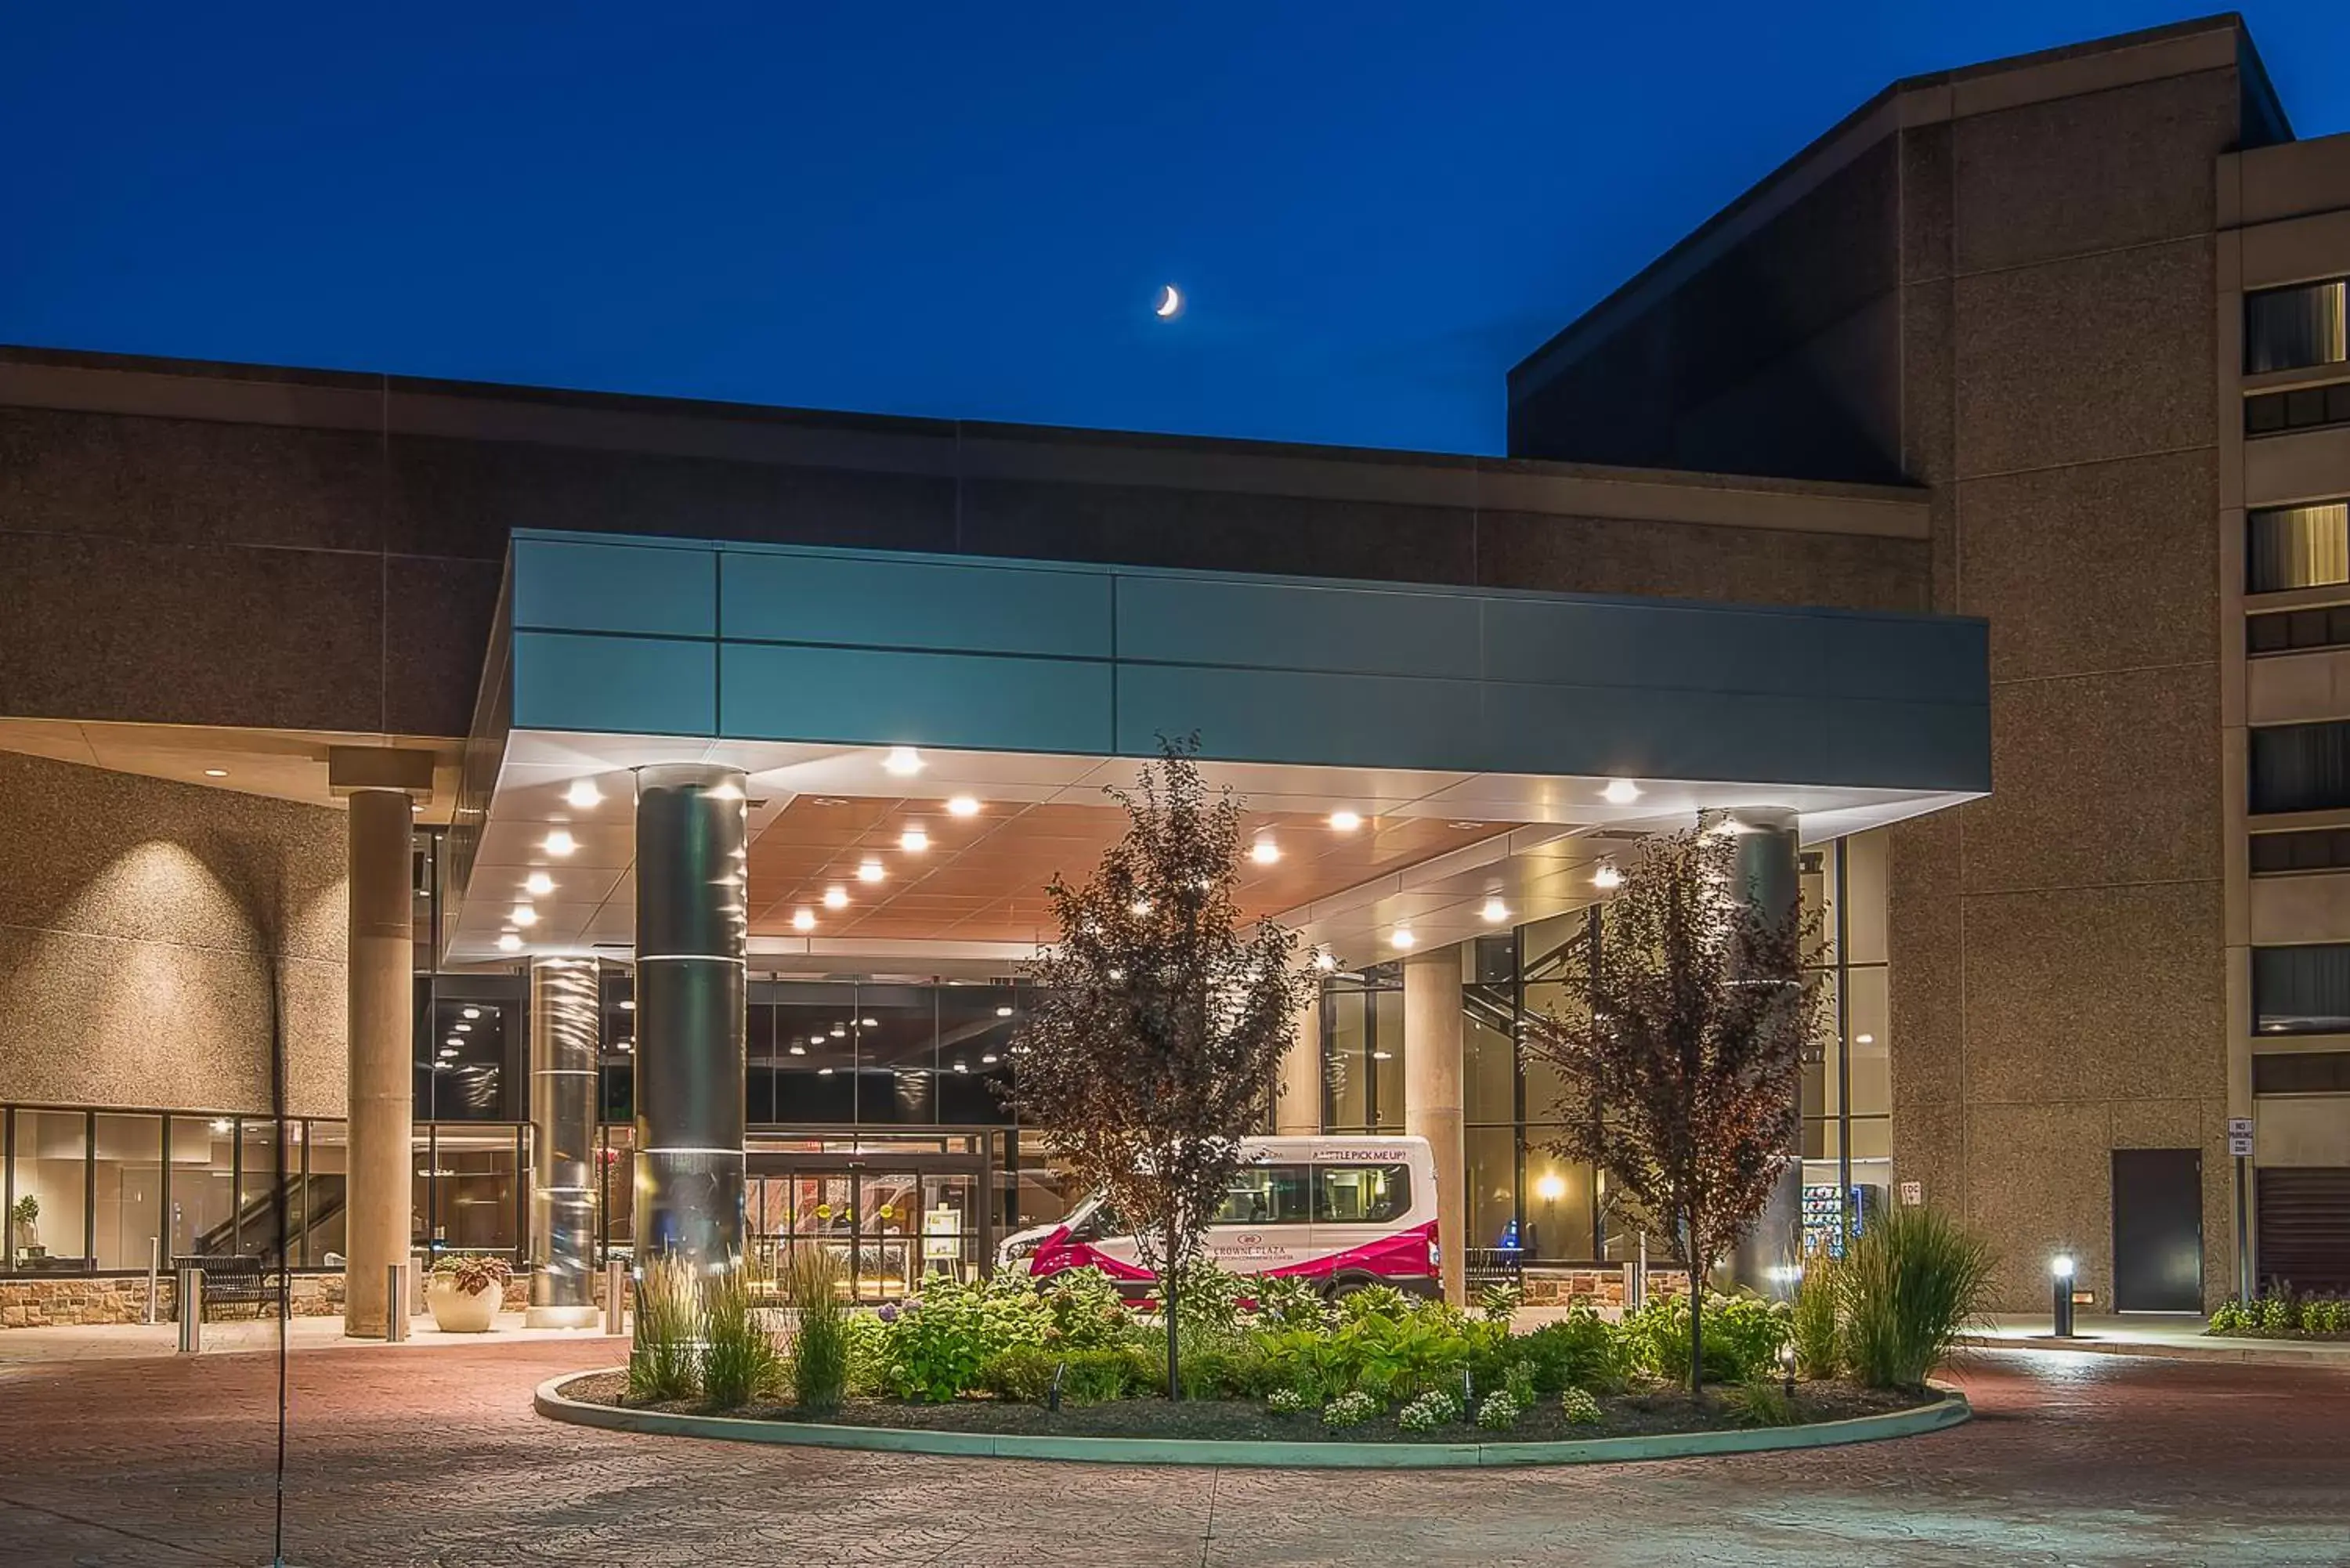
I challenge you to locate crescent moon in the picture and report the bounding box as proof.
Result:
[1155,284,1181,318]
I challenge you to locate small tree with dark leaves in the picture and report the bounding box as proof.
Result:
[1007,737,1318,1399]
[1522,825,1824,1395]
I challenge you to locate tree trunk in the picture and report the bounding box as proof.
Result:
[1687,1274,1705,1398]
[1164,1259,1181,1400]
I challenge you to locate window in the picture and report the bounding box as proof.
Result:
[2254,1052,2350,1095]
[2251,829,2350,875]
[1314,1162,1412,1224]
[2249,503,2350,593]
[1320,963,1405,1133]
[2253,944,2350,1035]
[2246,381,2350,437]
[1209,1164,1309,1225]
[2250,721,2350,815]
[2250,605,2350,656]
[2246,277,2348,374]
[91,1113,162,1272]
[8,1110,88,1271]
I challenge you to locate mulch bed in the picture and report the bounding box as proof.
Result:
[558,1371,1933,1443]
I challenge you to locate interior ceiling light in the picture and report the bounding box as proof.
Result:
[791,908,816,932]
[830,1024,845,1037]
[1593,865,1625,890]
[523,871,555,897]
[996,1005,1014,1017]
[209,1118,233,1135]
[445,1035,463,1046]
[1313,951,1337,971]
[822,886,848,909]
[857,859,885,883]
[953,1060,968,1073]
[1480,898,1510,924]
[511,905,538,927]
[860,1017,878,1028]
[543,830,577,857]
[497,933,524,953]
[564,779,602,809]
[982,1053,998,1064]
[454,1021,472,1033]
[946,795,981,818]
[899,826,930,854]
[789,1044,807,1056]
[817,1066,834,1075]
[1856,1033,1875,1046]
[1602,779,1642,805]
[1390,927,1417,951]
[882,746,925,776]
[461,1006,481,1020]
[1250,838,1281,865]
[204,768,229,778]
[1327,810,1362,833]
[618,999,634,1011]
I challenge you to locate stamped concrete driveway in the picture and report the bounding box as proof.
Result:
[1,1337,2345,1566]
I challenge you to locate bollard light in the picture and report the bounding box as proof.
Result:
[2050,1252,2077,1338]
[1778,1339,1797,1396]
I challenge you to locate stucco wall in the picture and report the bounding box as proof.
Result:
[0,751,346,1118]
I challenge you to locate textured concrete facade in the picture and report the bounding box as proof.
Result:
[0,751,346,1118]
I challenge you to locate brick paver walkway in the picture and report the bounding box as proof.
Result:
[1,1340,2344,1566]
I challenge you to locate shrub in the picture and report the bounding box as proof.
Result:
[1176,1336,1264,1400]
[1501,1358,1537,1407]
[782,1250,848,1414]
[1723,1375,1795,1428]
[1838,1205,1996,1391]
[1475,1281,1524,1324]
[1036,1266,1133,1349]
[2207,1298,2251,1335]
[1265,1386,1310,1415]
[2259,1291,2300,1334]
[843,1311,893,1396]
[701,1267,783,1411]
[1249,1274,1332,1330]
[1622,1292,1790,1386]
[627,1253,701,1404]
[1559,1387,1603,1425]
[1790,1249,1842,1379]
[1321,1390,1379,1428]
[1397,1389,1462,1432]
[1171,1258,1250,1340]
[1336,1283,1412,1323]
[1473,1391,1523,1431]
[977,1345,1061,1403]
[2306,1299,2348,1335]
[1512,1304,1629,1394]
[881,1274,1052,1402]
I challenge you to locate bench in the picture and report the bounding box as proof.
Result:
[172,1255,277,1320]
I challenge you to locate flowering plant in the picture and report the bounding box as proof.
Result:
[432,1253,512,1298]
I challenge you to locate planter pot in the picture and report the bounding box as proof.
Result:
[427,1278,501,1333]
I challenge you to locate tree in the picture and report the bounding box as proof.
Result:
[1521,823,1824,1394]
[1007,736,1318,1398]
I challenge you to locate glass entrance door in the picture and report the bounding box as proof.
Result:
[746,1151,989,1301]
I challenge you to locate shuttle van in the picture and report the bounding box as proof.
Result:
[997,1135,1439,1297]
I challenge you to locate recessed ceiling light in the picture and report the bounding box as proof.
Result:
[1480,898,1510,923]
[439,1047,458,1059]
[461,1006,481,1020]
[497,933,524,953]
[1313,951,1337,971]
[789,1044,807,1056]
[618,999,634,1011]
[899,826,930,853]
[946,795,981,818]
[996,1005,1014,1017]
[445,1035,462,1046]
[953,1060,968,1073]
[830,1024,845,1037]
[454,1021,472,1033]
[1602,779,1642,805]
[204,768,229,779]
[1593,865,1625,890]
[1856,1033,1875,1046]
[791,908,816,932]
[511,905,538,927]
[857,858,885,883]
[1250,838,1281,865]
[1390,927,1417,950]
[817,1066,834,1076]
[860,1017,878,1028]
[822,886,848,909]
[564,779,602,809]
[1328,810,1361,833]
[209,1118,233,1135]
[811,1033,827,1046]
[882,746,925,776]
[618,1039,633,1053]
[982,1053,998,1064]
[523,871,555,897]
[1448,821,1486,831]
[544,830,577,856]
[1371,1049,1394,1061]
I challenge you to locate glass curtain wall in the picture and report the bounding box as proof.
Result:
[1799,835,1891,1257]
[1321,962,1405,1132]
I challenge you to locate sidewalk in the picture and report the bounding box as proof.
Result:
[0,1313,624,1367]
[1961,1313,2350,1369]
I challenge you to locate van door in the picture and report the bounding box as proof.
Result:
[1308,1158,1420,1281]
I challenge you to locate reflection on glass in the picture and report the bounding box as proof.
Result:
[91,1113,161,1272]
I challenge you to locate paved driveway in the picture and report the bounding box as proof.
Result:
[1,1339,2344,1566]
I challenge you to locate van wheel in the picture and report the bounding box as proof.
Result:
[1326,1274,1376,1301]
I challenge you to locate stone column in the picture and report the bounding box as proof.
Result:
[526,957,602,1327]
[632,764,749,1275]
[1403,946,1467,1306]
[342,787,415,1339]
[1719,807,1805,1295]
[1275,987,1323,1135]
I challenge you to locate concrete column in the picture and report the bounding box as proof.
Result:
[632,764,749,1275]
[1275,987,1323,1135]
[342,789,414,1338]
[1403,946,1466,1306]
[1719,807,1805,1295]
[526,957,602,1327]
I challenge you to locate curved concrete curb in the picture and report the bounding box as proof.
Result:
[537,1371,1969,1469]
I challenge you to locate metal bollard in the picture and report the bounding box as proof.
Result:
[1621,1259,1644,1313]
[385,1262,412,1342]
[145,1237,162,1324]
[604,1258,628,1336]
[176,1267,204,1353]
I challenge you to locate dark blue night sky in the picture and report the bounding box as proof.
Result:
[5,2,2345,453]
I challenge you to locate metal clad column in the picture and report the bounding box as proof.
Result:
[526,957,602,1326]
[1721,806,1804,1294]
[632,764,749,1275]
[342,789,414,1338]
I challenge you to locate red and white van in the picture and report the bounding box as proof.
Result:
[998,1135,1440,1297]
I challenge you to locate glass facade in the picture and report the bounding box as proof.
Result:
[1320,961,1405,1132]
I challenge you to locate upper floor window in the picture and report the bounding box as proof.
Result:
[2246,380,2350,438]
[2249,719,2350,815]
[2249,501,2350,593]
[2247,277,2348,375]
[2254,944,2350,1035]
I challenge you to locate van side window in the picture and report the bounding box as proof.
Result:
[1209,1165,1310,1225]
[1314,1164,1412,1224]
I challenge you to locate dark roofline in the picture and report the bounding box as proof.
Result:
[1506,13,2283,397]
